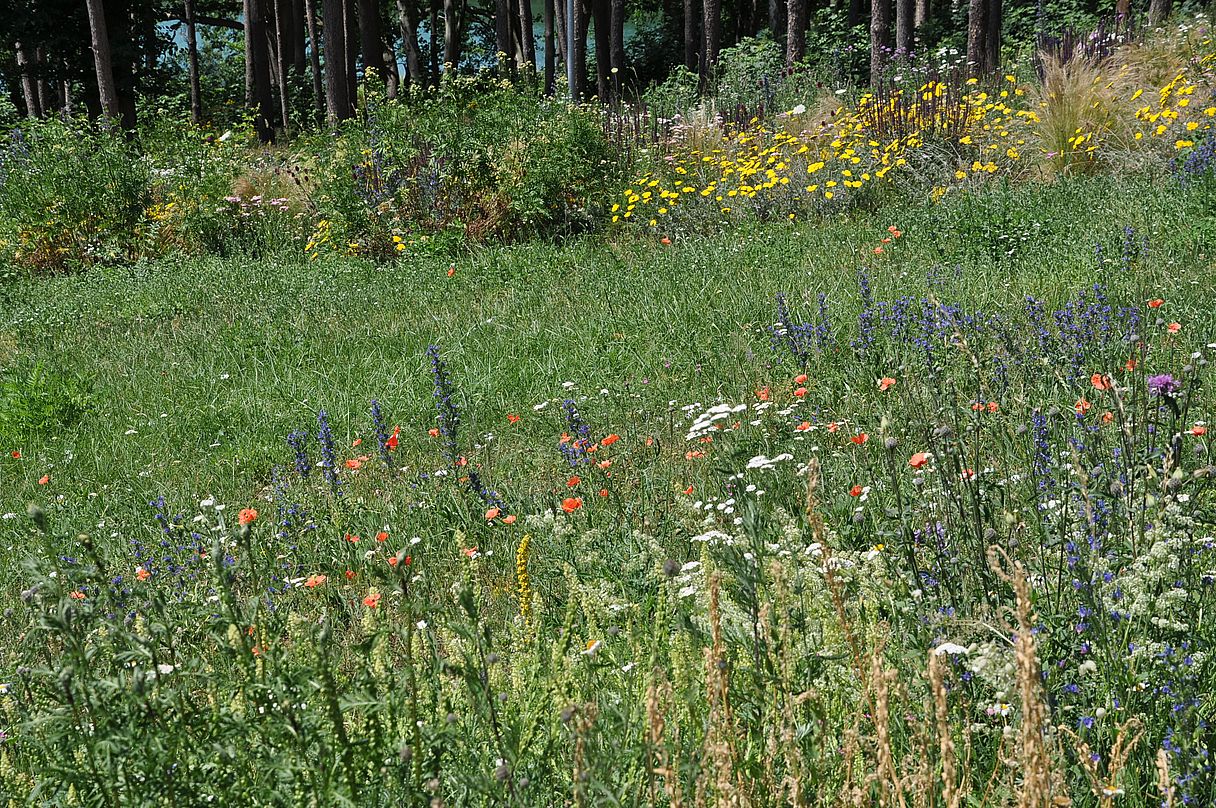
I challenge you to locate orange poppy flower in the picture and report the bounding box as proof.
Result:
[1167,322,1181,334]
[600,433,620,447]
[1091,373,1111,391]
[795,421,811,432]
[1192,425,1207,436]
[352,438,362,447]
[238,508,258,526]
[645,436,655,446]
[794,373,808,384]
[344,458,362,469]
[375,531,389,542]
[908,452,928,469]
[849,484,863,497]
[386,426,399,450]
[597,459,612,469]
[305,574,327,588]
[136,566,150,582]
[1125,357,1138,372]
[38,474,49,485]
[507,413,521,424]
[793,387,807,397]
[388,556,399,567]
[462,547,479,558]
[850,433,868,445]
[827,422,840,433]
[503,514,517,525]
[879,376,896,391]
[345,533,360,543]
[598,489,609,498]
[1102,411,1114,424]
[660,236,672,245]
[69,591,85,600]
[987,401,999,413]
[485,507,501,521]
[1147,298,1164,308]
[428,428,440,438]
[685,450,705,459]
[567,475,581,487]
[888,226,902,237]
[561,497,583,514]
[960,469,976,481]
[683,485,694,495]
[446,266,455,277]
[756,386,770,401]
[873,246,884,254]
[1075,397,1091,415]
[363,593,382,608]
[345,569,356,580]
[9,450,19,459]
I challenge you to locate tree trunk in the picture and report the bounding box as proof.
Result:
[869,0,890,88]
[384,37,400,96]
[305,0,326,122]
[684,0,699,71]
[184,0,203,123]
[293,0,309,72]
[1148,0,1170,26]
[343,0,358,99]
[443,0,464,70]
[247,0,277,139]
[983,0,1000,72]
[569,0,587,99]
[914,0,927,29]
[15,41,40,118]
[519,0,537,70]
[785,0,805,67]
[357,0,388,83]
[895,0,913,55]
[846,0,862,28]
[609,0,624,95]
[592,0,611,98]
[83,0,121,122]
[703,0,720,71]
[274,0,293,129]
[1115,0,1129,16]
[323,0,353,120]
[34,48,52,116]
[495,0,513,70]
[544,0,555,93]
[965,0,985,77]
[769,0,786,47]
[397,0,425,84]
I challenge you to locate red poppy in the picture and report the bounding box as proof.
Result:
[849,484,863,497]
[363,593,382,608]
[683,485,694,495]
[1192,425,1207,436]
[462,547,479,558]
[793,387,807,398]
[485,507,501,521]
[888,225,902,237]
[1125,357,1139,372]
[567,475,581,487]
[908,452,928,469]
[597,459,612,469]
[1102,411,1114,424]
[1147,298,1164,308]
[344,458,362,470]
[345,569,356,580]
[561,497,583,514]
[1167,322,1181,335]
[345,533,360,543]
[375,531,389,542]
[794,373,808,384]
[386,426,400,450]
[873,246,884,254]
[388,556,399,567]
[598,489,609,498]
[428,428,440,438]
[850,433,868,445]
[756,387,770,402]
[502,514,517,525]
[9,450,19,459]
[879,377,896,391]
[38,474,49,485]
[507,413,521,424]
[69,591,85,600]
[136,566,150,582]
[305,574,327,588]
[1075,397,1091,415]
[660,236,672,245]
[685,450,705,459]
[1091,373,1111,391]
[600,433,620,447]
[238,508,258,526]
[827,422,840,433]
[795,421,811,432]
[987,401,999,413]
[446,266,455,277]
[352,438,362,447]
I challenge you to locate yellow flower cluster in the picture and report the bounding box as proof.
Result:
[1132,56,1216,149]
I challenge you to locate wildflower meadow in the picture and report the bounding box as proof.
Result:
[3,6,1216,808]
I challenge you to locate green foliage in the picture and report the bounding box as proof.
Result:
[0,360,91,443]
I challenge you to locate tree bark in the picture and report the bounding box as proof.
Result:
[83,0,121,122]
[609,0,624,94]
[869,0,890,88]
[305,0,325,122]
[913,0,926,29]
[544,0,555,92]
[519,0,537,70]
[443,0,464,70]
[358,0,388,83]
[247,0,277,139]
[1148,0,1170,26]
[592,0,611,98]
[322,0,353,120]
[184,0,203,123]
[965,0,985,77]
[568,0,588,99]
[495,0,513,70]
[895,0,913,55]
[983,0,1000,73]
[684,0,699,71]
[274,0,293,129]
[15,41,40,118]
[343,0,359,98]
[703,0,720,71]
[293,0,309,72]
[785,0,805,67]
[396,0,425,84]
[384,37,400,96]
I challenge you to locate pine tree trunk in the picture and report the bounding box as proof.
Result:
[895,0,913,55]
[785,0,805,67]
[544,0,555,93]
[1148,0,1171,26]
[274,0,293,129]
[684,0,699,71]
[443,0,464,70]
[770,0,786,48]
[343,0,359,99]
[322,0,352,120]
[248,0,277,139]
[983,0,1000,72]
[592,0,611,99]
[870,0,890,88]
[358,0,388,83]
[184,0,203,123]
[519,0,537,70]
[913,0,926,29]
[571,0,588,99]
[83,0,121,122]
[305,0,325,122]
[610,0,624,95]
[965,0,985,77]
[384,36,399,96]
[495,0,513,70]
[703,0,720,71]
[396,0,425,84]
[15,41,40,118]
[293,0,309,72]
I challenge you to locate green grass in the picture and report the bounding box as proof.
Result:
[2,173,1216,805]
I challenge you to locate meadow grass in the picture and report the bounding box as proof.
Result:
[2,173,1216,804]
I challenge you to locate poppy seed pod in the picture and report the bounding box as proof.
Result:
[884,436,899,451]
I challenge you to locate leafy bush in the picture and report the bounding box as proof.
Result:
[0,360,91,443]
